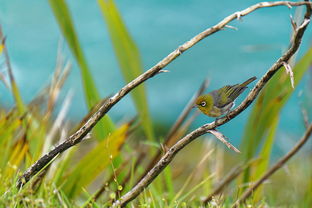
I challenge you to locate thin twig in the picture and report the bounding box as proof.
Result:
[17,0,312,189]
[208,130,240,153]
[232,123,312,207]
[112,2,312,206]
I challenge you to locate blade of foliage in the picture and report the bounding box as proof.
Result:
[48,0,115,138]
[60,123,130,198]
[98,0,154,141]
[240,47,312,193]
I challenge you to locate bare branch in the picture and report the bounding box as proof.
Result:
[208,130,240,153]
[17,0,312,190]
[290,15,297,30]
[112,2,312,206]
[232,123,312,207]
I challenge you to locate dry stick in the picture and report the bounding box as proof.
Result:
[112,2,312,207]
[232,123,312,207]
[17,1,312,189]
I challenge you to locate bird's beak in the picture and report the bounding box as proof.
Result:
[192,104,197,109]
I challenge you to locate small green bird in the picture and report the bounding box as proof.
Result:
[195,76,256,117]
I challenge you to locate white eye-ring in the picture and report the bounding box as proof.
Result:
[200,101,206,107]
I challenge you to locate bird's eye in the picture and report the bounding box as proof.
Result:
[200,101,206,107]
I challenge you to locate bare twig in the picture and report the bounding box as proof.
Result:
[208,130,240,153]
[17,0,312,189]
[225,25,238,30]
[232,123,312,207]
[290,15,298,30]
[112,2,312,207]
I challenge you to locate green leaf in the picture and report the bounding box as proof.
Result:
[98,0,155,141]
[48,0,115,138]
[60,123,129,198]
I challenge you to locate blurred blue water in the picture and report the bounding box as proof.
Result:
[0,0,311,147]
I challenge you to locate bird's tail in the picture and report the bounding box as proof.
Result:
[240,76,257,87]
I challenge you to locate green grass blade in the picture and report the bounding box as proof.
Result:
[48,0,115,138]
[98,0,154,141]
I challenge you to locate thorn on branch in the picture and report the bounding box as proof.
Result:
[283,61,295,89]
[225,25,238,30]
[157,69,170,74]
[207,130,241,153]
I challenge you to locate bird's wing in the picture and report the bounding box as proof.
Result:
[212,85,247,108]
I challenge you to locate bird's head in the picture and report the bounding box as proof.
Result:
[195,94,214,115]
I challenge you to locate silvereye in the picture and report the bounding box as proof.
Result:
[195,76,256,117]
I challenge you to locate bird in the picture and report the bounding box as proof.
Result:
[194,76,256,118]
